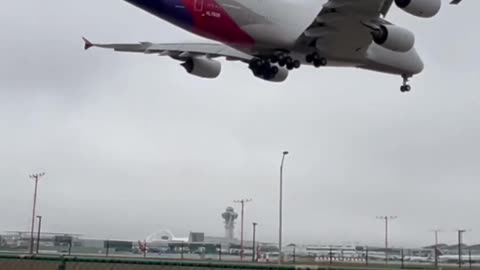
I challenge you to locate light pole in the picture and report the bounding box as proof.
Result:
[279,151,289,264]
[377,216,397,264]
[252,222,258,262]
[36,215,42,254]
[234,198,252,261]
[29,172,45,254]
[457,229,467,268]
[430,229,442,268]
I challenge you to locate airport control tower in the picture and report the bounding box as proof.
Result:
[222,207,238,241]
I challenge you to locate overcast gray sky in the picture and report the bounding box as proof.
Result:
[0,0,479,248]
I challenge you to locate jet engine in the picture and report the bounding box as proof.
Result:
[395,0,441,18]
[181,56,221,78]
[372,25,415,52]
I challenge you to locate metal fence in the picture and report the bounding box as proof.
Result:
[0,254,298,270]
[1,248,479,270]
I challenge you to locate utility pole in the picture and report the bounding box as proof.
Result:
[36,215,42,254]
[29,172,45,254]
[457,229,467,268]
[279,151,289,264]
[252,222,258,262]
[234,198,252,261]
[377,216,397,264]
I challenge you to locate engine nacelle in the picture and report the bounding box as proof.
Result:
[255,66,289,82]
[372,25,415,53]
[395,0,441,18]
[181,56,221,78]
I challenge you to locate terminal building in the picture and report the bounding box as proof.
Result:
[0,206,277,255]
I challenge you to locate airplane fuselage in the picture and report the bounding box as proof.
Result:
[124,0,323,48]
[123,0,424,76]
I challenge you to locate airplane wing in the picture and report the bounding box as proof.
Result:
[380,0,394,16]
[299,0,394,58]
[82,38,254,62]
[321,0,395,17]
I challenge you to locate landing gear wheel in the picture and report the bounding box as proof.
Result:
[306,54,314,63]
[285,57,293,65]
[400,85,411,92]
[293,60,301,69]
[270,55,278,64]
[320,58,327,66]
[313,58,327,67]
[309,53,327,68]
[400,75,412,93]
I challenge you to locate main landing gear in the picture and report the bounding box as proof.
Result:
[249,53,301,80]
[249,58,279,80]
[269,53,301,70]
[305,52,327,68]
[400,74,412,92]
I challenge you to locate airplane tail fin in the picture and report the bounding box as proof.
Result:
[138,240,147,252]
[82,37,94,50]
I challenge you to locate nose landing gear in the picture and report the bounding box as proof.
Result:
[400,75,412,92]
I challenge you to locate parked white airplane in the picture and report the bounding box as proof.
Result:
[405,255,433,262]
[83,0,463,92]
[439,254,480,264]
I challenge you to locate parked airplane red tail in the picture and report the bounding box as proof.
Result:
[138,240,148,252]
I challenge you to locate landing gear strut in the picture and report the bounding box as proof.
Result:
[306,53,327,68]
[400,75,412,92]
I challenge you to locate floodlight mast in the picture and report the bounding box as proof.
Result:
[234,198,252,261]
[376,216,397,263]
[29,172,45,254]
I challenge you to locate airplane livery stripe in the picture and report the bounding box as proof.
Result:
[125,0,194,29]
[124,0,254,46]
[182,0,255,46]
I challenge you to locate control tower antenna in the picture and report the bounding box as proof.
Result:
[222,207,238,240]
[234,198,252,261]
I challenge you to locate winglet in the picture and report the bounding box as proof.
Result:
[82,37,94,50]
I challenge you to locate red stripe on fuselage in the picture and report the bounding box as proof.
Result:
[183,0,255,46]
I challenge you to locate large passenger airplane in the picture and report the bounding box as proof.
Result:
[83,0,463,92]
